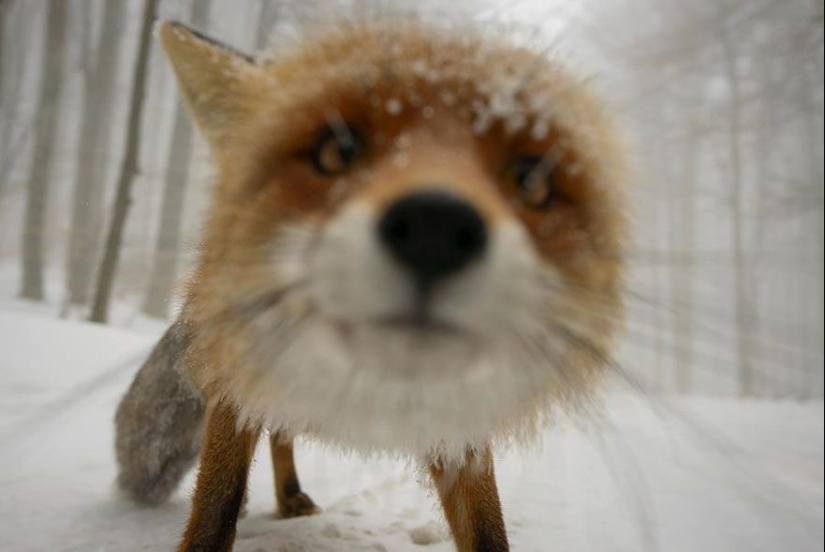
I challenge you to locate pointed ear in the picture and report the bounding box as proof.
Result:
[159,21,262,149]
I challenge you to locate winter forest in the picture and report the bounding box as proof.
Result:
[0,1,822,551]
[1,0,822,398]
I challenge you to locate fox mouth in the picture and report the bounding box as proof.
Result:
[330,312,472,344]
[373,313,466,336]
[321,310,485,382]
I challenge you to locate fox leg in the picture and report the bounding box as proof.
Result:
[270,431,320,518]
[178,401,259,552]
[429,447,510,552]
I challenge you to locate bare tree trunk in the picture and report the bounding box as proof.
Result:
[90,0,159,324]
[256,0,281,51]
[0,0,9,180]
[674,118,699,394]
[0,1,6,110]
[649,96,670,392]
[800,52,824,400]
[652,156,666,392]
[627,82,673,391]
[0,0,13,100]
[748,34,783,397]
[721,25,755,398]
[66,0,126,307]
[810,6,824,400]
[141,103,192,319]
[0,3,33,202]
[142,0,213,319]
[750,100,770,397]
[19,1,68,300]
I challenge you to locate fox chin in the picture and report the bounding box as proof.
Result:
[114,15,628,552]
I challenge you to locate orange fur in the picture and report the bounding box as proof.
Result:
[159,15,629,552]
[178,401,258,552]
[162,18,626,406]
[430,449,509,552]
[270,432,320,519]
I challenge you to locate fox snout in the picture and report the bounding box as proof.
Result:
[378,189,488,297]
[305,187,540,336]
[294,117,544,334]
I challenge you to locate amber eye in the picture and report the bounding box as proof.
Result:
[310,126,366,176]
[507,156,558,209]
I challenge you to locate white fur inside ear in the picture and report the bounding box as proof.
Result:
[159,21,260,149]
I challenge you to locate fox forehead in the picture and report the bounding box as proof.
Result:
[236,23,626,216]
[161,19,624,191]
[247,23,611,155]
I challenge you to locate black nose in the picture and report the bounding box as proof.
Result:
[378,190,488,288]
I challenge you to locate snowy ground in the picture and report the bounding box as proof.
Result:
[0,308,822,552]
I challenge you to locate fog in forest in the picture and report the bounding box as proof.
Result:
[2,0,820,398]
[0,2,822,552]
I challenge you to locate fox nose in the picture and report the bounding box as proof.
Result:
[378,190,488,288]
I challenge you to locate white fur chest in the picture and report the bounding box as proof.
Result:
[229,322,552,464]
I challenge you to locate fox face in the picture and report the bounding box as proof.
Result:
[162,20,627,461]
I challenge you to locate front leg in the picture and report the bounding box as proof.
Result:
[178,400,259,552]
[429,447,510,552]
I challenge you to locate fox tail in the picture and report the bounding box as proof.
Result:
[114,320,205,505]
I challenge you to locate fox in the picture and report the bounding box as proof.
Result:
[114,13,628,552]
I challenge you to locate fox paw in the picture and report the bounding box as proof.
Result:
[277,492,321,519]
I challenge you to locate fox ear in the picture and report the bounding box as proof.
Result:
[159,21,262,148]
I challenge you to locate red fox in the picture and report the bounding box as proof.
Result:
[115,15,627,552]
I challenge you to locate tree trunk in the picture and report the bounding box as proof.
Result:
[19,1,68,300]
[0,0,10,103]
[721,25,755,398]
[673,118,699,394]
[649,95,669,392]
[89,0,159,324]
[748,36,781,397]
[66,0,126,307]
[256,0,281,51]
[0,1,9,187]
[800,49,824,400]
[142,0,213,319]
[0,1,6,115]
[0,3,33,202]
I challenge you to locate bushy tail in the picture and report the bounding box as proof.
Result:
[114,320,205,505]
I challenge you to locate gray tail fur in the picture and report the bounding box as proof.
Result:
[114,320,205,505]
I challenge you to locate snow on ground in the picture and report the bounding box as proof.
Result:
[0,308,822,552]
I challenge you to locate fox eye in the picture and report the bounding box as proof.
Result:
[311,126,366,176]
[507,156,558,209]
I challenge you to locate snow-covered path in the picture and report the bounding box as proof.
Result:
[0,310,821,551]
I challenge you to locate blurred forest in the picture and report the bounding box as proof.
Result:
[0,0,822,398]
